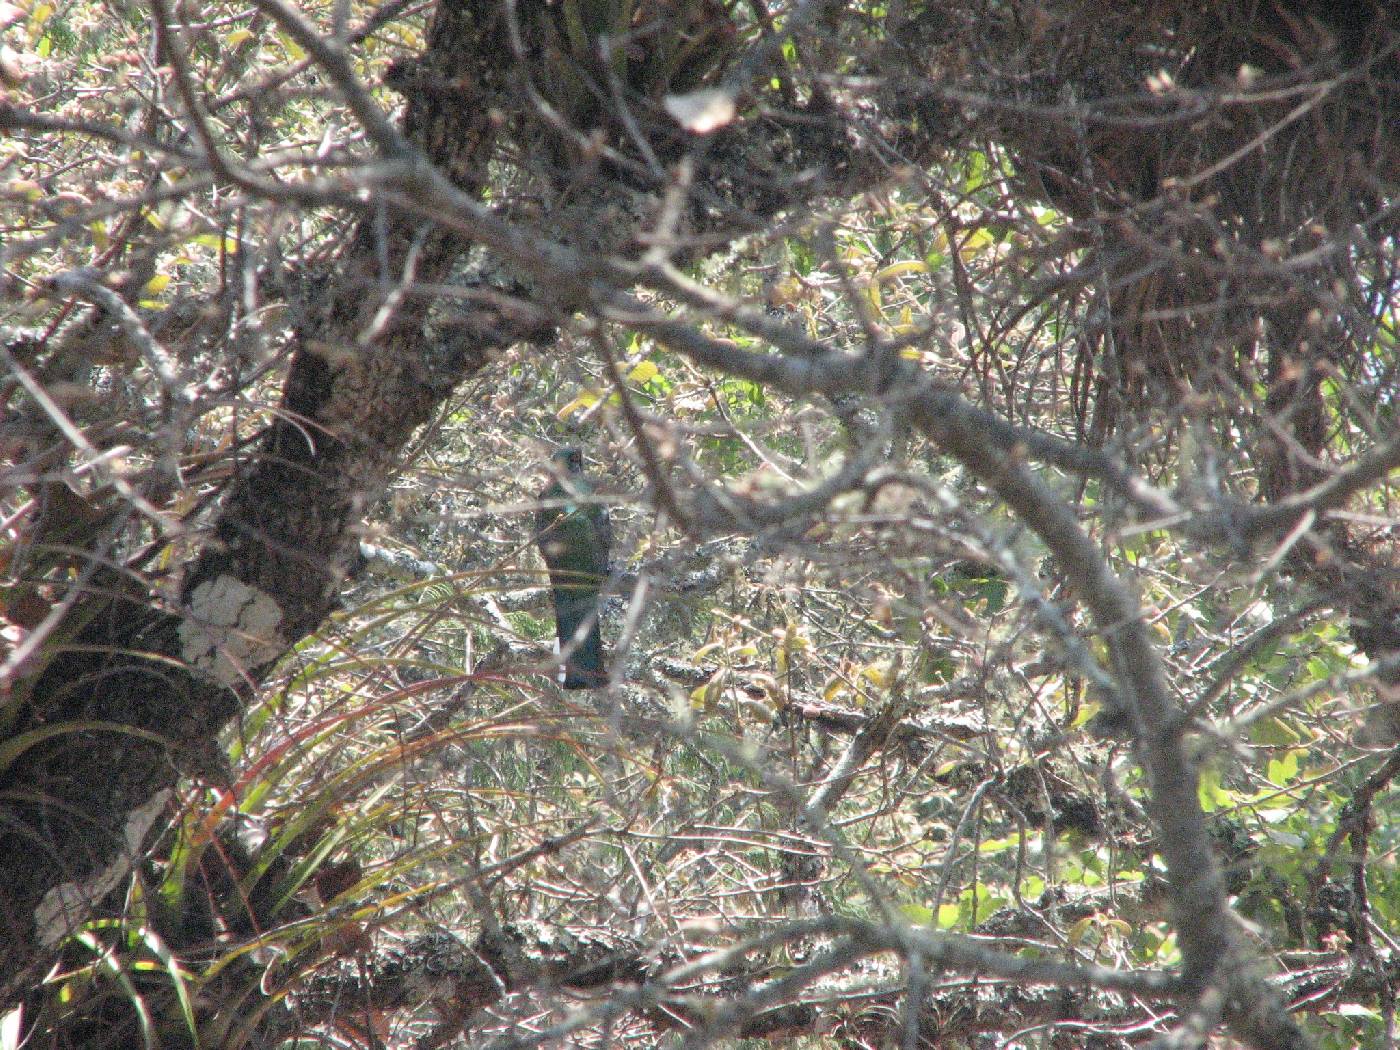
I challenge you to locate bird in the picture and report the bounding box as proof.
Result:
[535,447,612,689]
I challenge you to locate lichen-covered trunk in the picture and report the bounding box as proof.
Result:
[0,1,505,995]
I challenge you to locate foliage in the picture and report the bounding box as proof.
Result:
[1,0,1398,1047]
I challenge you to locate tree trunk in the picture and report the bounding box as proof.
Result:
[0,0,506,995]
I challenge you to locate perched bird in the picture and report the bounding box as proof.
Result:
[535,447,612,688]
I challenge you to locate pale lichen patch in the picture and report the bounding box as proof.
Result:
[178,574,286,689]
[34,789,171,947]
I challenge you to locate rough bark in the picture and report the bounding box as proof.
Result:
[0,0,882,999]
[4,3,1395,1046]
[0,0,505,995]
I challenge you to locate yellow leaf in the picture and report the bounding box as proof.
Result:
[142,273,170,295]
[767,276,803,306]
[556,391,599,420]
[278,31,305,60]
[959,228,995,260]
[627,359,658,384]
[901,903,934,926]
[1068,916,1096,945]
[861,661,892,687]
[89,220,109,250]
[872,260,927,284]
[193,232,239,253]
[691,668,727,710]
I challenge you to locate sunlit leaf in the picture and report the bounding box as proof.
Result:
[872,260,927,283]
[1197,768,1231,813]
[1266,750,1302,785]
[901,903,934,925]
[556,391,600,419]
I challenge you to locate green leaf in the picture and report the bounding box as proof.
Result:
[192,232,239,253]
[977,833,1018,855]
[1248,716,1304,747]
[901,903,934,926]
[1197,767,1231,813]
[1266,749,1301,785]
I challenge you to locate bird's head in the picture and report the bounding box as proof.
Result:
[552,447,585,475]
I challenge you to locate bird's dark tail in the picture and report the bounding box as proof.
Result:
[553,591,606,689]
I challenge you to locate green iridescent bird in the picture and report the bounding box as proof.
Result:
[535,447,612,689]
